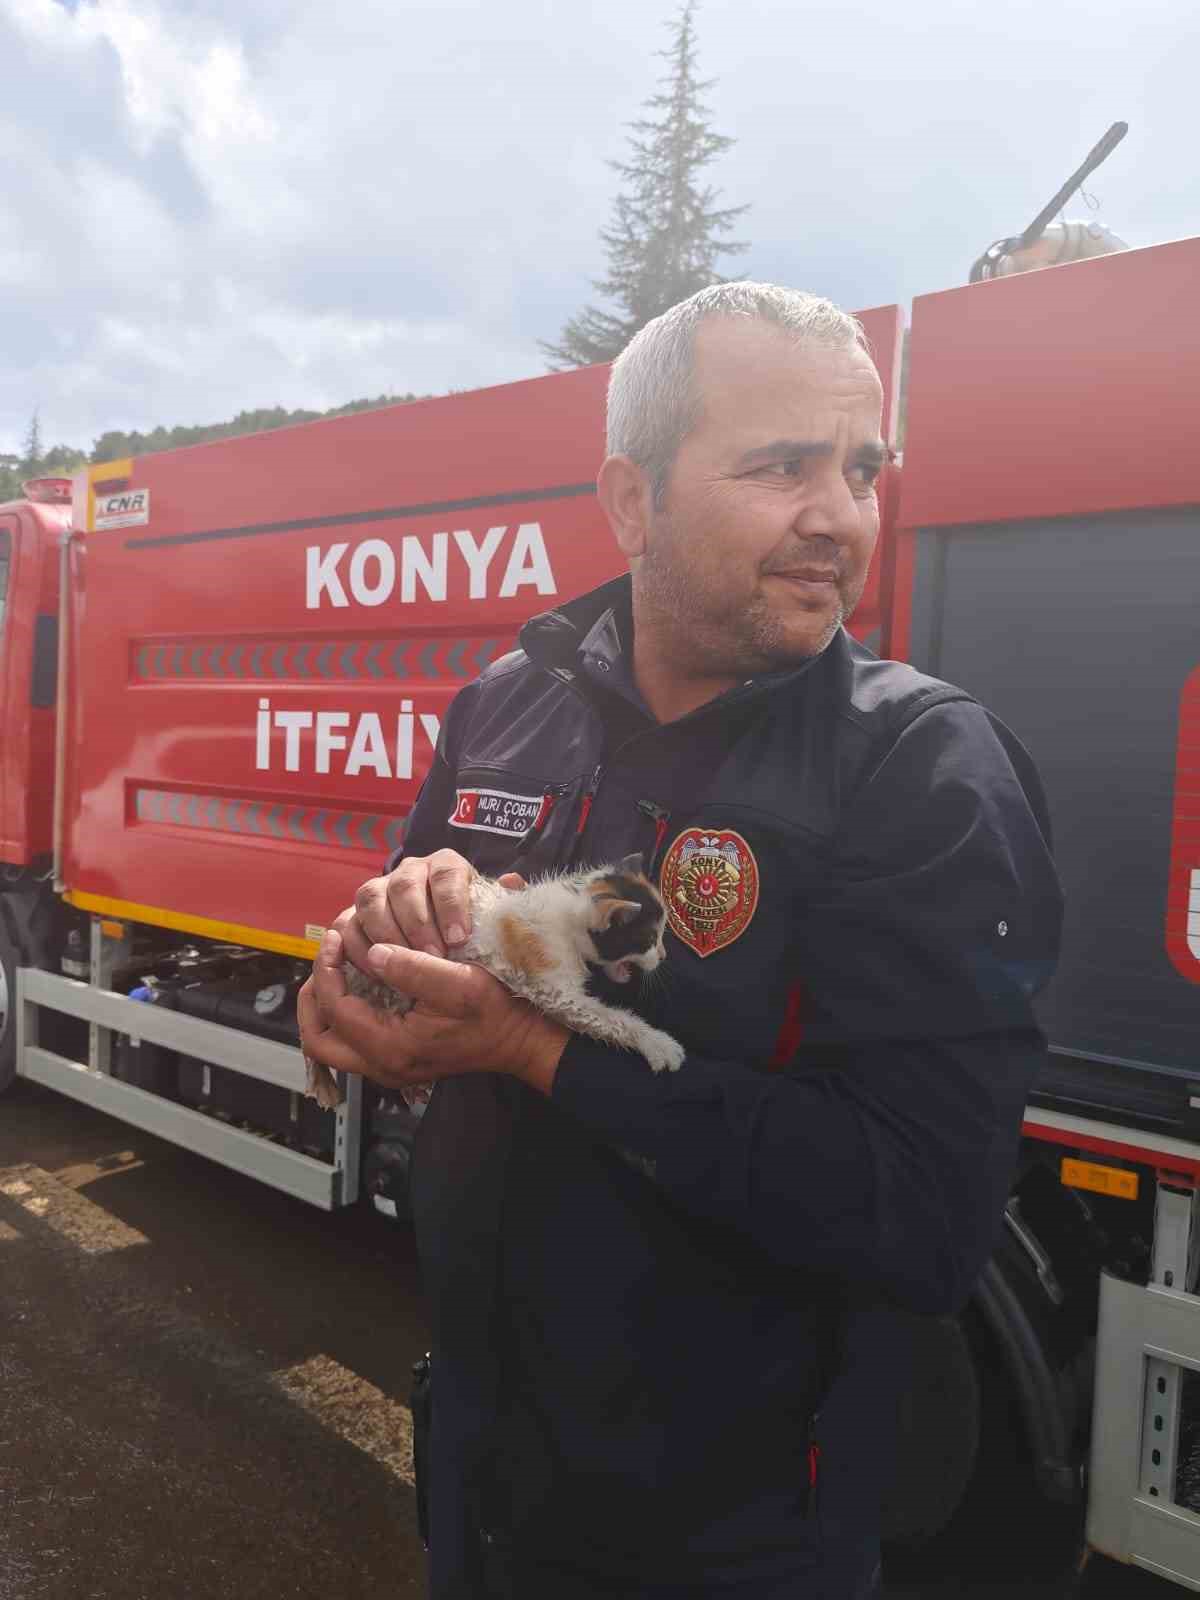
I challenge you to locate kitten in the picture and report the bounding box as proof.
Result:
[304,854,684,1109]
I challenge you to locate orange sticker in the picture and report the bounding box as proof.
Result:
[1061,1157,1139,1201]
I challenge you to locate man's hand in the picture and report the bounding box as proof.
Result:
[351,847,477,961]
[319,848,517,986]
[297,930,568,1097]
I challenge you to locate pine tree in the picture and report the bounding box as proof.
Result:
[542,0,748,369]
[21,410,43,475]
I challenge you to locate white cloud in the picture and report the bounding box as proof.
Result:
[0,0,1196,454]
[64,0,277,150]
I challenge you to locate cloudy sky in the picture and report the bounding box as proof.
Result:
[1,0,1194,456]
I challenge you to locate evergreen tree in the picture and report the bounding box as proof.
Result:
[0,413,75,502]
[542,0,748,369]
[0,456,23,504]
[21,410,42,475]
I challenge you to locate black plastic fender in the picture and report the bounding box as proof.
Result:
[968,1162,1103,1508]
[973,1257,1082,1500]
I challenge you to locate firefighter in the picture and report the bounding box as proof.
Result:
[299,282,1064,1599]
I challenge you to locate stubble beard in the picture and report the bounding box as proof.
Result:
[636,524,851,679]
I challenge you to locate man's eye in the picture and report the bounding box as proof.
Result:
[847,464,881,493]
[753,460,804,479]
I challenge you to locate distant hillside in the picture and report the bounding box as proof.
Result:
[0,391,425,504]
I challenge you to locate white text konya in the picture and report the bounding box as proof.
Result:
[305,523,555,609]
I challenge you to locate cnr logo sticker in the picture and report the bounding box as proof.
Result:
[94,488,150,530]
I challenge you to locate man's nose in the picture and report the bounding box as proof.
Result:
[789,465,862,541]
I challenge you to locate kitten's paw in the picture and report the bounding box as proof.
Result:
[642,1033,685,1074]
[345,963,415,1017]
[344,967,386,1007]
[304,1054,344,1109]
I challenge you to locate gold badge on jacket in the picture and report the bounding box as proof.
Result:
[659,829,760,958]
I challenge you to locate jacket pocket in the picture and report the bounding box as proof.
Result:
[445,767,585,877]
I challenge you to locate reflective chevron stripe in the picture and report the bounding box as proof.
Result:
[130,637,506,681]
[418,641,439,678]
[133,788,408,852]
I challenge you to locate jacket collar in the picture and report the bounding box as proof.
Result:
[518,575,632,678]
[519,573,841,723]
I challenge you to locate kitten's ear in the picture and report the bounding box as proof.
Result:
[597,898,642,931]
[618,852,645,877]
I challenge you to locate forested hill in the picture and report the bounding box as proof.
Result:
[0,391,424,503]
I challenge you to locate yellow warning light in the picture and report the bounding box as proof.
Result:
[99,920,127,940]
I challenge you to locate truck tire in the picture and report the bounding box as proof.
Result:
[880,1314,981,1547]
[0,904,20,1092]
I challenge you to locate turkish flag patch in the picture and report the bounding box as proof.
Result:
[660,828,760,958]
[448,787,544,838]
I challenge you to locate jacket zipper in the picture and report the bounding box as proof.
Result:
[636,798,672,876]
[568,764,605,865]
[511,782,570,863]
[808,1412,822,1517]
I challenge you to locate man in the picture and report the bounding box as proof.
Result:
[299,282,1063,1598]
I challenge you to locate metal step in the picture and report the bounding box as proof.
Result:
[16,967,360,1210]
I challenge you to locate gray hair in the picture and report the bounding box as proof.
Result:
[606,281,869,505]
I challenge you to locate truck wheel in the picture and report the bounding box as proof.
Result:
[0,906,20,1092]
[880,1314,981,1547]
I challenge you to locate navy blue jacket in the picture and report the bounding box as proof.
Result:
[403,576,1063,1598]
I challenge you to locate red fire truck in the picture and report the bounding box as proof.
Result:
[3,236,1200,1582]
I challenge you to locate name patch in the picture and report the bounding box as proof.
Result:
[450,787,543,838]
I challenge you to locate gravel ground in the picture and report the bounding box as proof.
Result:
[0,1081,1182,1599]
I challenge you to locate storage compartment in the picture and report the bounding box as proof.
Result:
[112,982,184,1097]
[173,973,335,1158]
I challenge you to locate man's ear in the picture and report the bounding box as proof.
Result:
[597,454,654,561]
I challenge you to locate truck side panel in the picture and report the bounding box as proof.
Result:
[900,235,1200,529]
[897,236,1200,1092]
[64,366,614,952]
[0,513,14,862]
[908,506,1200,1073]
[0,505,63,868]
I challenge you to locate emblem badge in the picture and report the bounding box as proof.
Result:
[660,829,759,958]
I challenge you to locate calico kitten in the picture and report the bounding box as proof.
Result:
[304,854,684,1109]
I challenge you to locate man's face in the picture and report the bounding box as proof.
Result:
[635,317,886,675]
